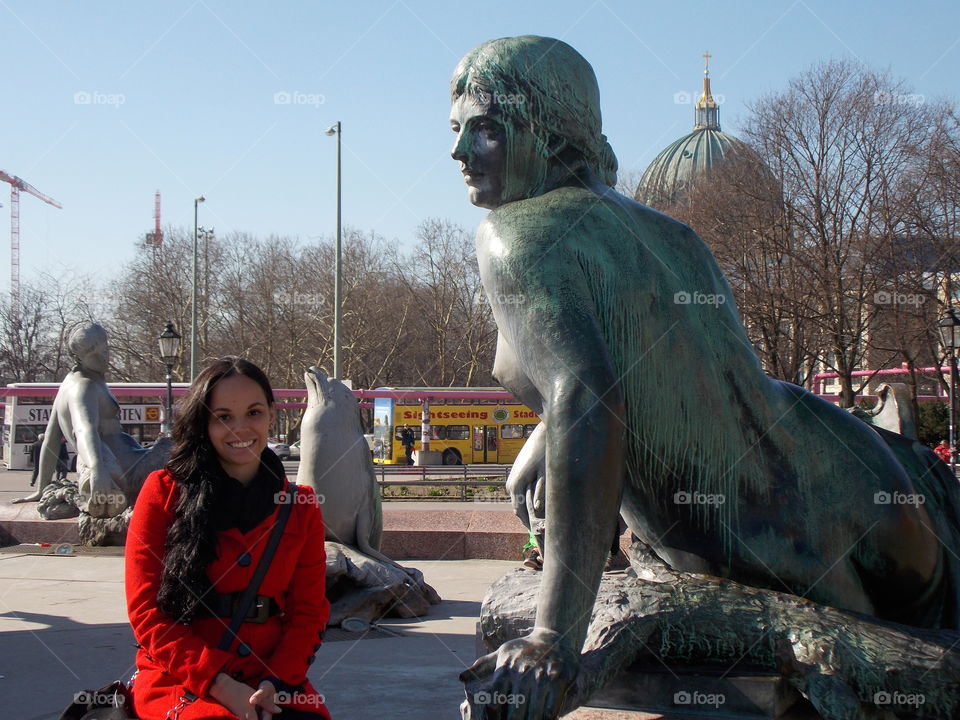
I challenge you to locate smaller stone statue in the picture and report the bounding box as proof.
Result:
[299,367,384,557]
[13,322,169,543]
[298,367,439,623]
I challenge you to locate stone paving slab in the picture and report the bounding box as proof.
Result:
[0,553,519,720]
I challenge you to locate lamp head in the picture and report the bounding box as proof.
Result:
[158,321,182,365]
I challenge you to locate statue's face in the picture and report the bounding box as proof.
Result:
[80,337,109,373]
[450,91,544,209]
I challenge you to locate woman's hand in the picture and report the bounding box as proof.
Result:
[250,680,283,720]
[210,673,282,720]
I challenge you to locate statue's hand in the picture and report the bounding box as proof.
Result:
[82,470,127,518]
[460,628,578,720]
[506,455,545,533]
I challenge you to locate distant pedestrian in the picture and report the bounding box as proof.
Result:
[56,438,70,480]
[400,425,415,466]
[935,439,952,465]
[29,433,45,486]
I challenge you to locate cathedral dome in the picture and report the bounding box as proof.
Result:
[635,54,755,207]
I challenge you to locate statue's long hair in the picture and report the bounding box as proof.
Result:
[156,356,275,622]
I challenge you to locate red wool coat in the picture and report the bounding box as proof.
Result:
[126,468,331,720]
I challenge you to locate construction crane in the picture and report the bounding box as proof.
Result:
[0,170,62,314]
[145,189,163,247]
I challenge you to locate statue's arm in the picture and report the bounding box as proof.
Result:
[36,410,64,487]
[472,220,626,709]
[69,381,105,471]
[13,409,65,502]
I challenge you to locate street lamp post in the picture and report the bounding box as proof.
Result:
[938,308,960,475]
[191,196,205,380]
[158,321,182,436]
[325,121,342,379]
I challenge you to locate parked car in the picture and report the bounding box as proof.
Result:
[289,440,301,460]
[267,441,291,460]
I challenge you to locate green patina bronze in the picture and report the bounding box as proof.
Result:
[451,35,960,719]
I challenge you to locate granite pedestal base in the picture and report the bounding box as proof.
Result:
[583,665,811,719]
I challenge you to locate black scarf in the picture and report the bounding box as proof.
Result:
[209,448,287,534]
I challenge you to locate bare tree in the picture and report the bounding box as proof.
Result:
[741,59,942,406]
[389,218,496,386]
[660,148,822,385]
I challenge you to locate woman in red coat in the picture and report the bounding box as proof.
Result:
[126,357,331,720]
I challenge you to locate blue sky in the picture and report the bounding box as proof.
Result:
[3,0,958,287]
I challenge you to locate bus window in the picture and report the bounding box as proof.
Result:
[447,425,469,441]
[502,424,525,439]
[431,426,448,440]
[523,424,539,437]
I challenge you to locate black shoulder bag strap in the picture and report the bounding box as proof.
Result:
[217,481,296,651]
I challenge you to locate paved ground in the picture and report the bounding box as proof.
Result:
[0,544,522,720]
[0,467,809,719]
[0,466,514,719]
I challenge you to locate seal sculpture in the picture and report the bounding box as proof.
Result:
[298,366,384,558]
[298,367,440,623]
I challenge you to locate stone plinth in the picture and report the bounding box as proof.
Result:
[0,500,79,545]
[585,666,806,719]
[381,507,527,560]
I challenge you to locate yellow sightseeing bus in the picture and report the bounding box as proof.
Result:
[369,388,540,465]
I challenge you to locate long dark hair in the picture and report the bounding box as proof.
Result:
[156,356,275,622]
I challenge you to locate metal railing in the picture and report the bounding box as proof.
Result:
[375,464,512,501]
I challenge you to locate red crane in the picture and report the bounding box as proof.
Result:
[0,170,62,313]
[145,189,163,247]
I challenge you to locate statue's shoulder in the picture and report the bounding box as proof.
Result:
[482,187,695,260]
[480,188,596,257]
[68,372,109,396]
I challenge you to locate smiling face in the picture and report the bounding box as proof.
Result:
[206,374,275,484]
[450,92,546,209]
